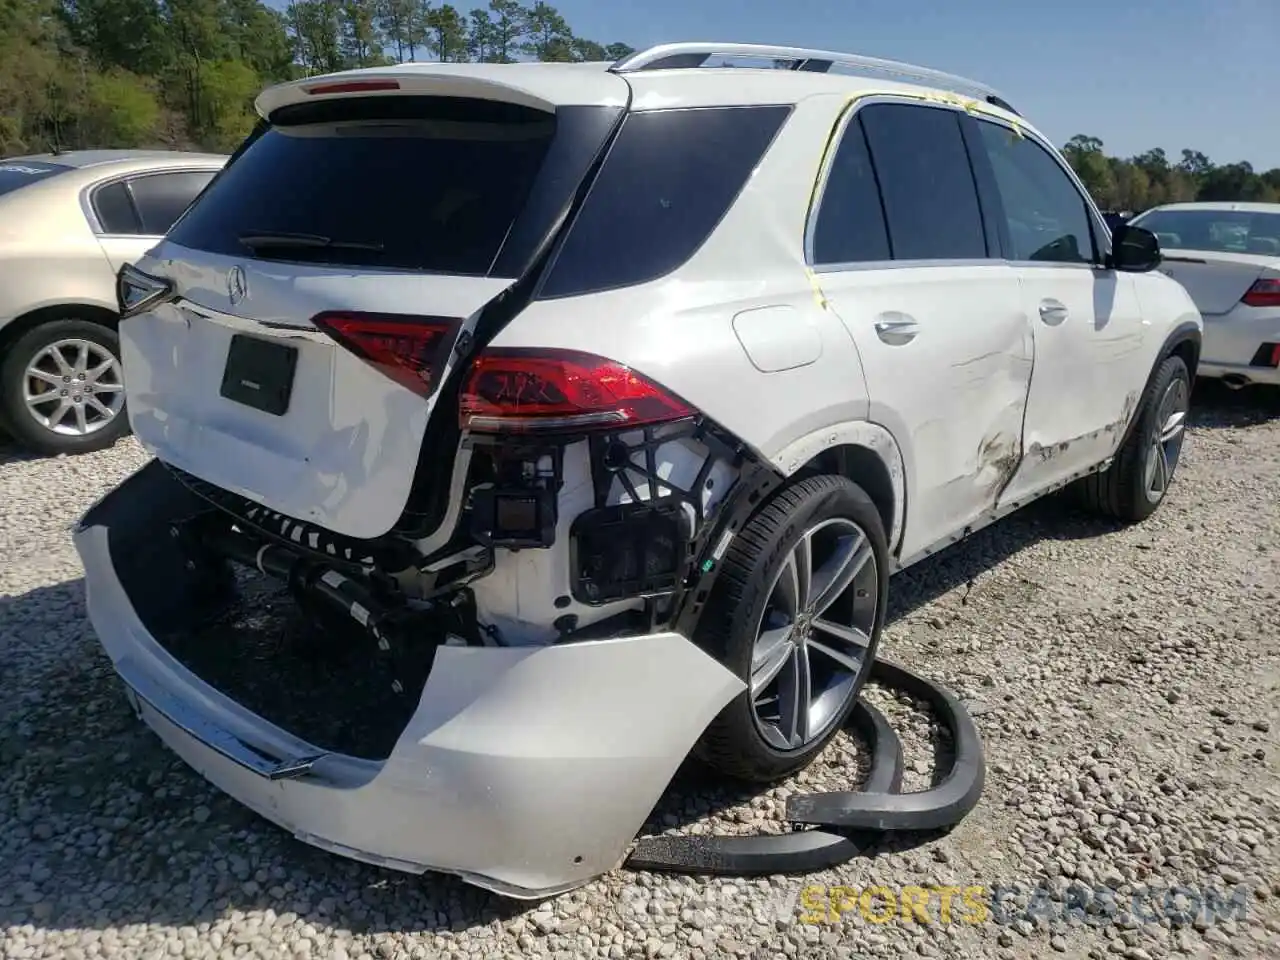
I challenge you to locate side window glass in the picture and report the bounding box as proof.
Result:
[976,121,1096,264]
[810,115,890,265]
[92,182,141,234]
[538,105,790,298]
[128,171,218,235]
[858,102,988,261]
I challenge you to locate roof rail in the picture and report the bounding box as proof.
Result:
[609,42,1019,116]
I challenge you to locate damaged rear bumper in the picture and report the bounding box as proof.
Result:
[74,461,745,899]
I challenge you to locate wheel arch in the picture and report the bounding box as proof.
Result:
[0,303,120,355]
[1160,318,1201,381]
[1110,318,1201,455]
[769,421,907,557]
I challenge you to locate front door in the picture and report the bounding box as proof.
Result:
[965,116,1149,503]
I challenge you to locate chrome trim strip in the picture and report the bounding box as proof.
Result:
[121,667,329,781]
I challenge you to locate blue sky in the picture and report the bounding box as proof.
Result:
[330,0,1276,168]
[548,0,1278,167]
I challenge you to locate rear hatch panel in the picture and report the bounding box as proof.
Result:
[121,260,505,540]
[122,77,629,541]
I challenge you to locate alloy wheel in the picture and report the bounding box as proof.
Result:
[1143,376,1189,503]
[22,338,125,438]
[749,517,879,752]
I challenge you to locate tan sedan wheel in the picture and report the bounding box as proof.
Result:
[1,319,131,455]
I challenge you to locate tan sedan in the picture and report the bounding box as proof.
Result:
[0,150,226,455]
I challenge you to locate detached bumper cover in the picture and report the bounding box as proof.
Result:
[74,461,746,898]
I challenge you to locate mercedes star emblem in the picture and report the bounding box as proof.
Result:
[227,265,248,305]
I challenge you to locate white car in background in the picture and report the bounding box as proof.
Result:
[0,150,227,454]
[1129,201,1280,389]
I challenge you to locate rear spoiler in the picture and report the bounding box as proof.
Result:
[255,65,629,119]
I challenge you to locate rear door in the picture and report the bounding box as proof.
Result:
[809,99,1032,563]
[92,169,220,272]
[120,78,629,541]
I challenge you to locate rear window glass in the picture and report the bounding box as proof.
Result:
[131,170,219,235]
[0,160,69,197]
[92,181,141,233]
[167,98,557,275]
[1130,208,1280,256]
[810,115,891,265]
[537,105,792,299]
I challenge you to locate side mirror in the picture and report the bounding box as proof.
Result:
[1109,224,1161,272]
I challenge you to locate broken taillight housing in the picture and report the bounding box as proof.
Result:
[313,311,454,398]
[459,348,695,434]
[117,262,174,319]
[1241,278,1280,308]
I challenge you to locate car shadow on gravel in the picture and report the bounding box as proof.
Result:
[0,438,37,469]
[1189,378,1280,428]
[634,488,1125,848]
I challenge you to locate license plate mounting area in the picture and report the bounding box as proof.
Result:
[219,334,298,416]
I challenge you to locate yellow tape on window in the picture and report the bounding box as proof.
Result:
[803,90,1020,308]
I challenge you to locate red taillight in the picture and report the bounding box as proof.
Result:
[304,79,401,95]
[459,348,695,434]
[313,312,454,398]
[1242,278,1280,308]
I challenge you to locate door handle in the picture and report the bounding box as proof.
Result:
[873,314,920,345]
[1038,299,1069,325]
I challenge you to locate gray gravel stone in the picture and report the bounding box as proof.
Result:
[2,388,1279,960]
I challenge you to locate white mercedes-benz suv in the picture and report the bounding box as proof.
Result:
[77,43,1203,898]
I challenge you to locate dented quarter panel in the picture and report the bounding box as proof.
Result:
[485,94,874,480]
[771,420,907,554]
[816,263,1033,562]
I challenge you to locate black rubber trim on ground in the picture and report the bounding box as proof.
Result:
[847,694,905,797]
[625,827,861,877]
[627,698,901,876]
[624,655,983,877]
[786,657,985,833]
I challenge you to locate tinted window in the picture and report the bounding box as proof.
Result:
[130,170,218,235]
[168,98,557,275]
[538,105,791,299]
[1130,208,1280,256]
[858,103,988,261]
[92,181,141,234]
[810,116,891,265]
[976,120,1096,263]
[0,160,69,198]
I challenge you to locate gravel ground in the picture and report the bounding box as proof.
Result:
[1,381,1278,960]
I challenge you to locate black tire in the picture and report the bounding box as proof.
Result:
[0,319,130,456]
[691,474,889,783]
[1075,354,1190,522]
